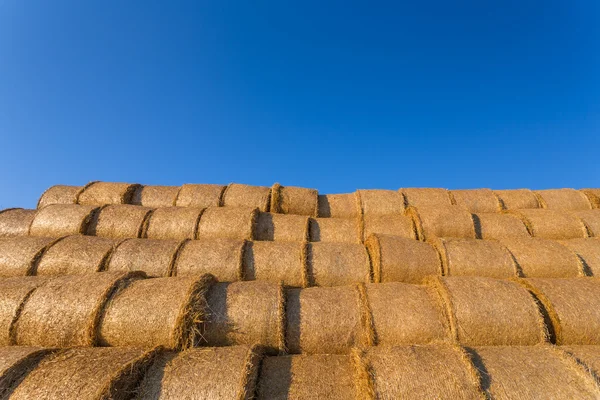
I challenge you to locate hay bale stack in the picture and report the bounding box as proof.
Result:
[13,271,144,347]
[559,238,600,276]
[8,346,158,400]
[173,238,245,281]
[37,184,84,208]
[0,237,55,277]
[138,345,261,400]
[494,189,540,209]
[78,181,140,206]
[244,241,307,287]
[450,189,502,213]
[433,276,546,345]
[436,238,518,278]
[223,183,271,212]
[254,212,309,242]
[400,188,452,207]
[130,185,180,207]
[29,204,97,237]
[582,189,600,209]
[365,234,441,283]
[511,209,588,239]
[408,205,476,240]
[0,277,48,345]
[145,207,204,240]
[196,207,257,240]
[306,242,370,286]
[362,214,416,242]
[561,346,600,377]
[367,282,449,345]
[0,347,53,397]
[175,183,225,208]
[36,235,116,275]
[0,209,36,237]
[471,212,530,239]
[87,204,153,239]
[357,189,405,216]
[99,275,214,349]
[573,210,600,237]
[535,188,592,211]
[499,237,583,277]
[202,281,284,352]
[317,193,360,218]
[309,217,361,243]
[106,238,181,277]
[270,184,318,216]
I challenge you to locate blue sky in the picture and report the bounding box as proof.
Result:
[1,1,598,208]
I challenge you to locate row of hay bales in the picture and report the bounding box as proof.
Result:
[2,344,600,399]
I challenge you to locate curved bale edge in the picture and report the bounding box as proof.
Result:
[317,193,360,218]
[0,237,58,277]
[471,212,530,240]
[0,209,37,238]
[309,217,362,244]
[106,238,182,277]
[87,204,153,240]
[254,212,309,242]
[270,183,318,217]
[306,242,370,287]
[509,209,588,240]
[493,189,540,210]
[0,346,54,398]
[407,205,476,241]
[561,345,600,381]
[582,189,600,209]
[243,241,308,287]
[175,184,226,208]
[559,238,600,276]
[37,184,85,209]
[77,182,140,206]
[0,277,48,346]
[573,210,600,237]
[130,185,180,207]
[144,207,204,240]
[29,204,98,237]
[534,188,593,211]
[223,183,271,212]
[361,214,415,242]
[450,189,502,213]
[174,238,245,281]
[196,207,257,240]
[399,188,453,208]
[36,235,116,276]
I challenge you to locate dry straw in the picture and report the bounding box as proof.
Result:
[357,189,405,216]
[471,212,530,240]
[306,242,370,286]
[106,238,182,277]
[144,207,204,240]
[510,209,588,239]
[29,204,98,237]
[561,345,600,378]
[0,276,48,345]
[243,241,307,287]
[254,212,309,242]
[196,207,257,240]
[0,346,53,398]
[408,205,476,241]
[175,184,225,208]
[0,237,56,277]
[494,188,541,209]
[0,209,37,237]
[137,345,262,400]
[450,189,502,213]
[77,181,140,206]
[37,184,84,208]
[559,238,600,276]
[13,271,145,347]
[309,217,361,243]
[8,346,159,400]
[223,183,271,212]
[270,183,318,216]
[130,185,179,207]
[317,193,360,218]
[361,214,415,242]
[36,235,116,275]
[99,275,214,349]
[573,210,600,237]
[582,189,600,209]
[399,188,453,207]
[87,204,153,239]
[534,188,593,211]
[173,238,245,281]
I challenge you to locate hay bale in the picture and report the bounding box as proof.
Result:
[196,206,257,240]
[511,209,588,239]
[244,241,307,287]
[202,281,284,352]
[270,184,318,216]
[78,181,140,206]
[138,345,261,400]
[573,209,600,237]
[87,204,153,239]
[494,189,540,209]
[0,276,48,345]
[0,346,53,398]
[106,238,181,277]
[37,184,83,208]
[362,214,415,241]
[307,242,370,286]
[8,347,158,400]
[13,271,144,347]
[0,237,55,277]
[582,189,600,209]
[436,238,518,278]
[535,188,592,211]
[258,354,358,399]
[408,205,476,240]
[471,212,530,239]
[499,237,583,277]
[254,212,309,242]
[308,217,361,243]
[365,234,441,283]
[29,204,97,237]
[450,189,502,213]
[559,238,600,276]
[223,183,271,212]
[561,345,600,377]
[400,188,452,207]
[145,207,204,240]
[433,276,546,345]
[130,185,180,207]
[175,183,225,208]
[367,282,449,345]
[317,193,360,218]
[99,275,213,349]
[173,238,245,281]
[357,189,405,216]
[36,235,116,275]
[0,209,36,237]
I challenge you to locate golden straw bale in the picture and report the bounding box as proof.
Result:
[307,242,370,286]
[309,217,361,243]
[535,188,592,211]
[270,184,318,216]
[106,239,181,277]
[196,207,257,240]
[254,213,309,242]
[362,214,415,242]
[450,189,502,213]
[582,189,600,209]
[145,207,203,240]
[29,204,97,237]
[559,238,600,276]
[561,345,600,377]
[130,185,179,207]
[436,238,517,278]
[400,188,452,207]
[99,275,214,349]
[317,193,360,218]
[357,189,405,216]
[223,183,271,212]
[173,238,244,281]
[13,271,144,347]
[36,235,116,275]
[175,184,225,208]
[494,189,540,209]
[365,234,441,283]
[408,205,476,240]
[511,209,588,239]
[37,185,83,208]
[471,212,530,239]
[433,276,546,345]
[0,237,55,277]
[573,210,600,237]
[0,209,36,238]
[78,182,140,206]
[244,241,307,287]
[0,346,52,398]
[87,204,153,239]
[202,281,284,352]
[0,276,48,345]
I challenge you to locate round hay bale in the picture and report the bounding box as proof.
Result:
[408,205,476,241]
[78,181,140,206]
[13,271,145,347]
[494,189,540,209]
[8,346,159,400]
[130,185,180,207]
[145,207,204,240]
[432,276,546,345]
[99,275,214,349]
[366,282,449,346]
[87,204,153,239]
[357,189,405,216]
[0,209,36,238]
[535,188,592,211]
[0,276,48,345]
[561,345,600,378]
[365,234,441,283]
[0,347,52,398]
[37,184,84,208]
[223,183,271,212]
[138,345,261,400]
[573,210,600,237]
[450,189,502,213]
[270,184,318,216]
[362,214,415,242]
[243,241,307,287]
[499,237,583,277]
[258,354,358,399]
[317,193,360,218]
[308,217,361,244]
[0,237,56,277]
[202,281,284,352]
[559,238,600,276]
[196,207,257,240]
[582,189,600,209]
[254,212,309,242]
[471,212,530,239]
[175,183,225,208]
[307,242,370,286]
[36,235,116,275]
[173,238,245,281]
[106,238,182,277]
[29,204,98,237]
[510,209,588,239]
[400,188,452,208]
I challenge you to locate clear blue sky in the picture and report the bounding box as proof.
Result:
[1,1,598,208]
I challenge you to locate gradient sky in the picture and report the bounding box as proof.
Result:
[1,1,598,208]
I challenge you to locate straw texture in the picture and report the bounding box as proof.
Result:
[29,204,97,237]
[357,189,405,216]
[307,242,370,286]
[560,238,600,276]
[451,189,502,213]
[244,241,307,287]
[174,238,245,281]
[130,185,179,207]
[37,185,83,208]
[175,184,225,208]
[535,188,592,211]
[0,346,52,398]
[583,189,600,209]
[362,214,415,242]
[561,345,600,377]
[436,238,517,278]
[145,207,203,240]
[88,204,153,239]
[0,237,55,277]
[196,206,257,240]
[36,235,116,275]
[317,193,359,218]
[309,217,361,243]
[254,212,309,242]
[0,276,48,345]
[0,209,36,238]
[409,205,476,240]
[400,188,452,207]
[512,209,588,239]
[223,184,271,212]
[271,184,318,216]
[106,238,181,277]
[472,212,530,239]
[78,182,139,206]
[494,189,540,209]
[574,210,600,237]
